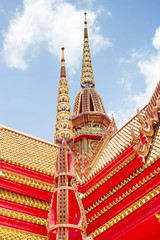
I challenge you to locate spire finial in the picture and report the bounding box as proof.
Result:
[60,47,66,78]
[81,13,95,88]
[84,12,88,38]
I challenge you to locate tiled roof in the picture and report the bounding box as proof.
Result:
[0,125,59,176]
[85,81,160,182]
[84,107,146,182]
[0,189,50,211]
[0,225,48,240]
[146,121,160,163]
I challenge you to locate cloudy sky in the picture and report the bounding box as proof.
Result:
[0,0,160,142]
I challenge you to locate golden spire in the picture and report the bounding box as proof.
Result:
[81,12,95,88]
[54,48,74,143]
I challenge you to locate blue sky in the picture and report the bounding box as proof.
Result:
[0,0,160,142]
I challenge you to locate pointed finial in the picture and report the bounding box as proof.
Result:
[81,13,95,88]
[84,12,88,38]
[61,47,66,78]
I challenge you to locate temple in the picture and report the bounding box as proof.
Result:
[0,13,160,240]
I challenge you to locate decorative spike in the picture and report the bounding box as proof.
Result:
[81,12,95,88]
[84,12,88,38]
[54,48,74,144]
[60,47,66,78]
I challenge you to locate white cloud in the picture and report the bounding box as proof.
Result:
[1,0,112,72]
[111,26,160,129]
[153,26,160,50]
[132,29,160,106]
[119,77,132,92]
[118,49,145,64]
[106,10,112,17]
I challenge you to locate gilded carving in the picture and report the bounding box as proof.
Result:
[132,98,160,158]
[54,48,74,144]
[0,189,50,211]
[2,170,53,192]
[0,208,47,226]
[89,185,160,238]
[83,154,135,199]
[87,166,160,223]
[0,225,48,240]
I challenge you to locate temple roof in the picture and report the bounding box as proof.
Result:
[81,81,160,183]
[73,87,107,116]
[0,125,59,176]
[81,107,145,183]
[0,225,48,240]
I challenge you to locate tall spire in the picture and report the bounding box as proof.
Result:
[81,12,95,88]
[54,47,74,144]
[48,141,87,239]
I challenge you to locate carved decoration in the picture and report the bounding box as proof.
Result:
[71,178,87,231]
[73,116,117,180]
[132,96,160,158]
[88,185,160,238]
[54,48,74,144]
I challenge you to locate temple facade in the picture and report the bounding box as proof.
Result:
[0,13,160,240]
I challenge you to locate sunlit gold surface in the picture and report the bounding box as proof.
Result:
[82,107,147,183]
[55,76,74,142]
[87,165,160,223]
[82,154,135,198]
[0,225,48,240]
[81,31,95,87]
[0,125,58,176]
[0,208,47,225]
[2,169,54,192]
[0,189,50,211]
[89,185,160,238]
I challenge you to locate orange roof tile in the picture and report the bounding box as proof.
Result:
[0,125,59,176]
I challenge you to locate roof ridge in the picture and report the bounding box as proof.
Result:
[109,105,147,140]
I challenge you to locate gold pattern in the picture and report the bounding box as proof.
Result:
[0,125,58,176]
[82,154,135,199]
[2,170,54,192]
[0,225,48,240]
[0,208,47,226]
[88,185,160,238]
[82,118,118,181]
[71,178,87,230]
[48,145,86,238]
[86,155,160,214]
[132,97,160,157]
[87,166,160,222]
[81,108,147,183]
[54,48,74,143]
[81,13,95,88]
[85,123,160,214]
[0,189,50,211]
